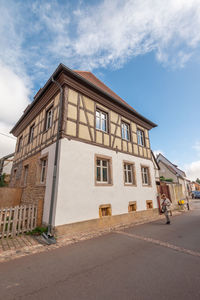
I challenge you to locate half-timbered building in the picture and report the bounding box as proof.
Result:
[10,64,158,234]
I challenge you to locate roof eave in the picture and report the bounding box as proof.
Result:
[10,63,157,135]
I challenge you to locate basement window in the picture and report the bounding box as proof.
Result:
[146,200,153,209]
[128,201,137,212]
[99,204,112,217]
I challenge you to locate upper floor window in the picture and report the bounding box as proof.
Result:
[137,129,145,146]
[28,124,35,143]
[96,109,107,132]
[141,166,151,186]
[121,122,130,141]
[124,163,136,185]
[45,107,53,131]
[17,136,23,152]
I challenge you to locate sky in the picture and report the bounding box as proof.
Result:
[0,0,200,180]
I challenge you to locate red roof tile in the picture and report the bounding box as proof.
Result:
[73,70,136,112]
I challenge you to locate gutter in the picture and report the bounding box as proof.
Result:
[42,76,63,244]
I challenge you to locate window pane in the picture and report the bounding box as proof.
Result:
[102,168,108,182]
[127,165,131,171]
[101,119,106,131]
[97,159,101,166]
[102,112,106,120]
[97,166,101,181]
[124,170,127,183]
[96,116,100,129]
[128,171,132,183]
[102,160,107,167]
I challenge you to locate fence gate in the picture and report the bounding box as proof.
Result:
[0,204,38,238]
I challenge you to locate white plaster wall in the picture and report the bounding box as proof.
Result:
[54,139,158,227]
[41,143,57,225]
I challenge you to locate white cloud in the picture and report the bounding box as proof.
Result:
[1,0,200,156]
[0,64,30,126]
[184,161,200,181]
[0,64,30,158]
[153,150,164,157]
[0,122,16,158]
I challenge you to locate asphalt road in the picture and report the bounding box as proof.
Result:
[1,200,200,300]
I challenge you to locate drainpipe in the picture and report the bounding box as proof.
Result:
[45,77,63,241]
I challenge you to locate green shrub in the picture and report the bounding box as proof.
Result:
[0,173,6,187]
[27,226,48,236]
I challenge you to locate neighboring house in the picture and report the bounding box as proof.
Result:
[157,153,189,203]
[190,181,200,192]
[0,153,14,184]
[10,63,158,233]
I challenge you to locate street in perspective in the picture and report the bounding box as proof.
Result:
[0,199,200,300]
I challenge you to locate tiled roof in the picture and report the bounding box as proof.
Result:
[74,70,136,112]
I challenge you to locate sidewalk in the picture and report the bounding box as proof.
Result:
[0,210,184,263]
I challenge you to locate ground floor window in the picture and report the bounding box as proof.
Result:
[141,166,151,186]
[40,158,47,184]
[95,155,112,186]
[23,165,29,186]
[123,162,136,186]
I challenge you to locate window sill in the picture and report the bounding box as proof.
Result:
[124,183,137,187]
[95,182,113,186]
[96,128,108,134]
[36,182,46,187]
[142,184,152,187]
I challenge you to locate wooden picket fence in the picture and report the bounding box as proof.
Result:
[0,204,38,238]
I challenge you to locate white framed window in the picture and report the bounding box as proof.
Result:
[95,155,113,185]
[121,122,130,141]
[141,166,151,186]
[96,109,108,132]
[28,124,34,143]
[96,159,108,183]
[124,163,136,185]
[137,129,145,146]
[45,107,53,131]
[40,159,47,183]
